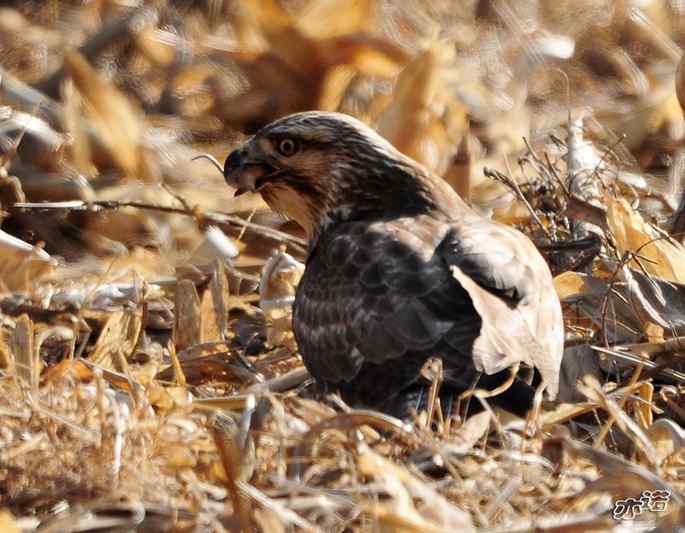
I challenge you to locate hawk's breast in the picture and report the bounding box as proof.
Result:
[292,216,478,384]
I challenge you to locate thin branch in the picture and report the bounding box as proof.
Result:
[13,200,307,254]
[483,164,554,241]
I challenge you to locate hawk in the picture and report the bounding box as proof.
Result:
[223,111,564,417]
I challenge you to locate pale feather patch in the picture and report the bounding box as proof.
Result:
[450,265,561,399]
[262,184,318,236]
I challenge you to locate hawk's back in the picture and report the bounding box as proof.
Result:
[292,211,562,415]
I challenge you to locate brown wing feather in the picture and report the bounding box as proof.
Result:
[292,216,478,385]
[293,214,564,403]
[439,220,565,398]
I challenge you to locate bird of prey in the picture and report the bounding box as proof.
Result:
[222,111,564,417]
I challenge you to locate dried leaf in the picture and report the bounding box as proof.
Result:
[62,77,94,175]
[556,436,676,496]
[90,310,142,371]
[225,0,407,129]
[10,314,37,391]
[576,376,657,463]
[553,271,592,300]
[200,289,222,344]
[621,266,685,330]
[0,229,53,291]
[607,197,685,283]
[209,260,230,340]
[599,80,683,150]
[0,327,11,369]
[147,382,191,411]
[163,444,197,469]
[677,51,685,115]
[0,510,20,533]
[442,133,473,201]
[558,344,603,403]
[41,359,92,385]
[631,381,654,428]
[253,508,286,533]
[645,418,685,465]
[134,28,176,67]
[298,0,375,39]
[64,50,145,177]
[450,410,491,452]
[357,446,474,532]
[378,44,467,173]
[260,250,304,349]
[188,226,239,268]
[174,280,202,352]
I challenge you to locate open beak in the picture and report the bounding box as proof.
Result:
[223,149,278,197]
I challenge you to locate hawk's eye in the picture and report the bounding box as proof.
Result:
[276,138,299,157]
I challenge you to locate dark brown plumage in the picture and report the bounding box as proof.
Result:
[223,111,564,417]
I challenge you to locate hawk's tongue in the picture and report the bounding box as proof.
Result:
[224,162,270,195]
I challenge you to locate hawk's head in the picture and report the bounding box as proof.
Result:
[223,111,449,237]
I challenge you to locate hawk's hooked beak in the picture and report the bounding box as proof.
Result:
[223,148,281,197]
